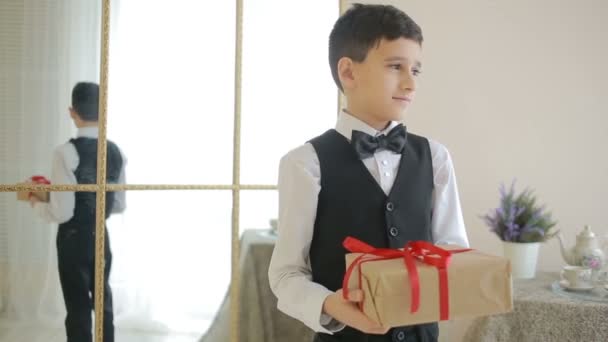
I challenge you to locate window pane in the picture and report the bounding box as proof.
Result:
[239,190,278,236]
[107,190,231,337]
[107,1,236,184]
[241,1,339,185]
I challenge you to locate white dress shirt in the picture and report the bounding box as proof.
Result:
[268,111,469,334]
[34,126,127,223]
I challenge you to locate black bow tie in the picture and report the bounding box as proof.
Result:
[351,124,407,159]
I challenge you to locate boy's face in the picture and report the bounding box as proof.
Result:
[343,37,422,126]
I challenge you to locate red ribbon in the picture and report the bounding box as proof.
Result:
[342,237,471,321]
[28,175,51,199]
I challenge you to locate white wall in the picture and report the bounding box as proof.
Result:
[349,1,608,340]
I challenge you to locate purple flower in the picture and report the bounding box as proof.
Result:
[481,179,557,243]
[589,259,600,268]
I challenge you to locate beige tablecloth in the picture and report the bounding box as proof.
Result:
[201,235,608,342]
[200,229,314,342]
[464,272,608,342]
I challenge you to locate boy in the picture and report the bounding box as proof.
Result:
[268,4,469,342]
[29,82,126,342]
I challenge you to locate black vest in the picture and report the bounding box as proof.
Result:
[309,129,436,342]
[58,138,123,231]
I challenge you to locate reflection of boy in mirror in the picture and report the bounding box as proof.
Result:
[29,82,126,342]
[268,4,469,342]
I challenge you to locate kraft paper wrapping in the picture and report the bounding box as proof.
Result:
[345,245,513,327]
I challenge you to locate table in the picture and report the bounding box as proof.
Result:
[463,272,608,342]
[200,229,314,342]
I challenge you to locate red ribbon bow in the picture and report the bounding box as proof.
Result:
[28,175,51,199]
[342,237,471,321]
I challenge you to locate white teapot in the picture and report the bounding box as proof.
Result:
[557,225,605,270]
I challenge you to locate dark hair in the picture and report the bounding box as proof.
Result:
[71,82,99,121]
[328,4,423,91]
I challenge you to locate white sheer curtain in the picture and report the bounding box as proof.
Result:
[0,0,101,327]
[106,0,235,336]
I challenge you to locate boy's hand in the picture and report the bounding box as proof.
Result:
[322,289,390,335]
[28,194,40,208]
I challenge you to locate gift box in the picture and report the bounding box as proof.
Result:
[343,237,513,327]
[16,176,50,202]
[16,183,30,201]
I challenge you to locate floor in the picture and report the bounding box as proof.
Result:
[0,320,202,342]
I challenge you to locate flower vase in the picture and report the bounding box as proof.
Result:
[502,241,541,279]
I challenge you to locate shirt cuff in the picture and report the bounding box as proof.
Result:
[320,312,345,333]
[311,290,345,334]
[277,285,345,334]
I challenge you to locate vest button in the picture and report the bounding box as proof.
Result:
[389,226,399,237]
[386,202,394,211]
[393,329,406,341]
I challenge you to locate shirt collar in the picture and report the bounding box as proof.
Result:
[77,126,99,139]
[335,110,400,141]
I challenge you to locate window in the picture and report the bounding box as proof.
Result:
[0,1,342,341]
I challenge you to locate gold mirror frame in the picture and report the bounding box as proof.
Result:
[0,1,347,341]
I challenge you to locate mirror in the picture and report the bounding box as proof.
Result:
[1,191,105,341]
[0,1,102,186]
[106,1,236,185]
[0,0,106,340]
[1,189,232,341]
